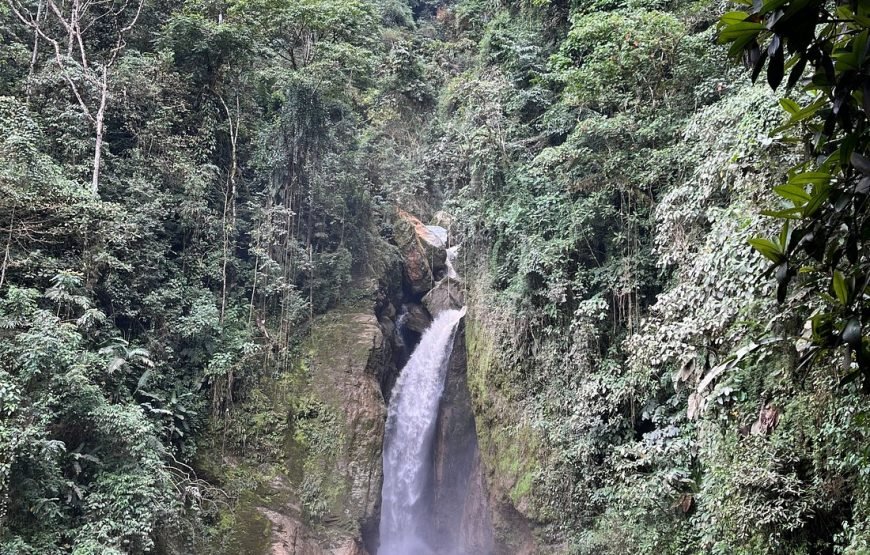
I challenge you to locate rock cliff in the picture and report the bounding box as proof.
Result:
[431,323,495,554]
[206,210,530,555]
[208,306,388,555]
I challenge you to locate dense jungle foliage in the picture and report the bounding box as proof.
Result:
[0,0,440,550]
[444,0,870,553]
[1,0,870,552]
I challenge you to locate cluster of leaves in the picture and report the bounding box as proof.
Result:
[432,0,870,552]
[0,279,177,553]
[718,0,870,387]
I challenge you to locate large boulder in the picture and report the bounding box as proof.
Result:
[332,540,368,555]
[395,210,447,294]
[400,302,432,334]
[256,508,326,555]
[422,278,465,318]
[256,507,371,555]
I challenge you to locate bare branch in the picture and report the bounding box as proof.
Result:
[25,0,45,101]
[0,207,14,291]
[8,0,95,121]
[8,0,142,195]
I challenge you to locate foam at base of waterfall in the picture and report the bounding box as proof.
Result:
[379,535,436,555]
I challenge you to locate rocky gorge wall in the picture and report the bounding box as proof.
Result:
[372,210,497,554]
[200,304,388,555]
[202,210,529,555]
[431,325,495,554]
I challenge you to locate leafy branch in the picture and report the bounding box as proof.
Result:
[718,0,870,388]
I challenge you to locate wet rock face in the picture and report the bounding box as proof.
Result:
[422,278,464,318]
[375,302,423,406]
[401,302,432,334]
[460,451,496,554]
[370,210,497,554]
[271,310,387,555]
[373,211,449,405]
[430,325,495,554]
[463,315,541,555]
[395,210,447,295]
[384,210,496,555]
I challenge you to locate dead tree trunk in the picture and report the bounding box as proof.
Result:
[6,0,144,196]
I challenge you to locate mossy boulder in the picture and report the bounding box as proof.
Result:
[199,304,386,555]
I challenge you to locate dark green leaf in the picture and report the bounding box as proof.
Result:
[773,184,811,203]
[843,318,862,346]
[767,39,784,89]
[833,271,850,305]
[721,11,751,24]
[851,152,870,174]
[749,237,785,263]
[718,21,766,43]
[787,56,808,88]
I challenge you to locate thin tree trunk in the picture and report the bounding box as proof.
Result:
[0,208,14,291]
[91,67,107,195]
[25,0,44,102]
[218,94,239,326]
[308,243,313,335]
[220,185,230,326]
[249,231,260,327]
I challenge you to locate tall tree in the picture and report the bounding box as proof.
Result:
[6,0,143,194]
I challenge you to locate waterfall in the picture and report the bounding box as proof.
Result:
[379,307,467,555]
[445,245,460,280]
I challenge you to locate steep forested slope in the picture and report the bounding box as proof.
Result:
[1,0,870,553]
[432,1,870,554]
[0,0,447,551]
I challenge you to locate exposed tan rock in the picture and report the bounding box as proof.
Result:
[331,540,368,555]
[257,508,325,555]
[395,210,447,294]
[255,509,371,555]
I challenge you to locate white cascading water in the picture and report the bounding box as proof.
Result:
[445,245,460,280]
[379,306,467,555]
